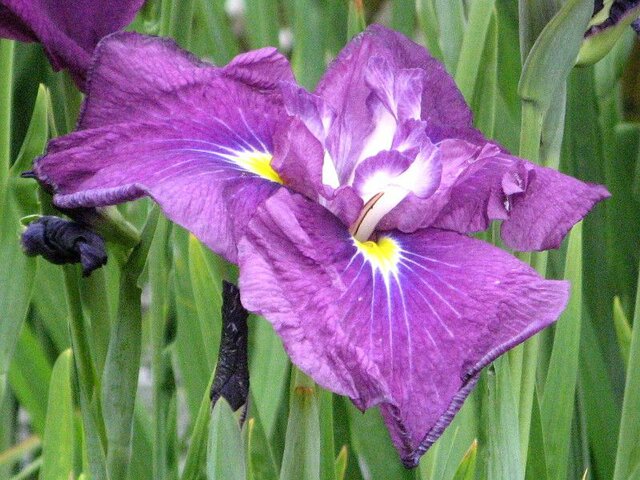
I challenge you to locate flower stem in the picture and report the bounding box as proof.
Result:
[80,270,112,378]
[516,84,546,471]
[518,100,544,163]
[149,216,173,480]
[63,266,97,401]
[0,40,14,204]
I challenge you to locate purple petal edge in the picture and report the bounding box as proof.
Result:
[393,278,568,467]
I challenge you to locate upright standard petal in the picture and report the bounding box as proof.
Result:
[238,189,569,467]
[314,24,472,183]
[36,33,291,262]
[0,0,144,88]
[317,23,471,133]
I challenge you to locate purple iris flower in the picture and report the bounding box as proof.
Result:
[0,0,144,89]
[34,25,609,466]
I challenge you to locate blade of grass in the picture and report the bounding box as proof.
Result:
[9,457,42,480]
[319,389,336,480]
[335,446,348,480]
[471,12,498,138]
[188,234,223,370]
[416,0,444,62]
[80,269,113,378]
[245,0,280,48]
[279,368,320,480]
[291,0,326,89]
[578,308,620,480]
[180,368,216,480]
[345,399,413,480]
[246,397,279,480]
[418,392,477,480]
[193,0,239,64]
[518,0,592,162]
[390,0,415,37]
[0,436,40,470]
[0,39,14,195]
[613,296,632,367]
[169,0,195,48]
[432,0,465,74]
[102,207,159,480]
[454,0,496,102]
[347,0,366,39]
[173,227,213,419]
[451,440,477,480]
[207,399,246,480]
[150,217,174,480]
[540,223,582,480]
[476,357,523,480]
[40,350,75,480]
[248,317,290,438]
[613,266,640,480]
[0,40,37,406]
[8,323,52,435]
[524,387,547,480]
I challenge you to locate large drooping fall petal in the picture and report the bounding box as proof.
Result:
[238,189,569,467]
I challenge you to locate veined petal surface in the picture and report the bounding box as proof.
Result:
[238,189,569,466]
[79,32,293,129]
[36,33,291,262]
[315,24,472,184]
[0,0,144,88]
[427,141,611,250]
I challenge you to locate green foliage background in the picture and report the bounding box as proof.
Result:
[1,1,639,479]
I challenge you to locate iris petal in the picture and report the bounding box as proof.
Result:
[35,33,292,262]
[0,0,143,89]
[238,189,569,467]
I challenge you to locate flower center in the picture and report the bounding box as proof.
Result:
[349,189,407,242]
[354,235,401,277]
[235,151,283,184]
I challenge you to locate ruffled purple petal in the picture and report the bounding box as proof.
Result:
[238,189,568,466]
[427,141,610,250]
[0,0,143,88]
[280,82,335,142]
[317,24,471,129]
[271,117,325,200]
[221,46,294,89]
[364,56,425,123]
[0,5,34,41]
[238,190,389,406]
[80,33,293,130]
[36,34,288,262]
[499,159,611,250]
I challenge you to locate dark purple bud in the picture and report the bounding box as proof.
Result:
[586,0,640,37]
[21,216,107,276]
[210,281,250,418]
[578,0,640,65]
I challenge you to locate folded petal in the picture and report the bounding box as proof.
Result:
[317,24,472,183]
[0,0,143,88]
[36,34,288,262]
[80,32,292,129]
[222,47,295,89]
[427,141,610,251]
[238,189,569,466]
[500,160,611,250]
[317,24,471,130]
